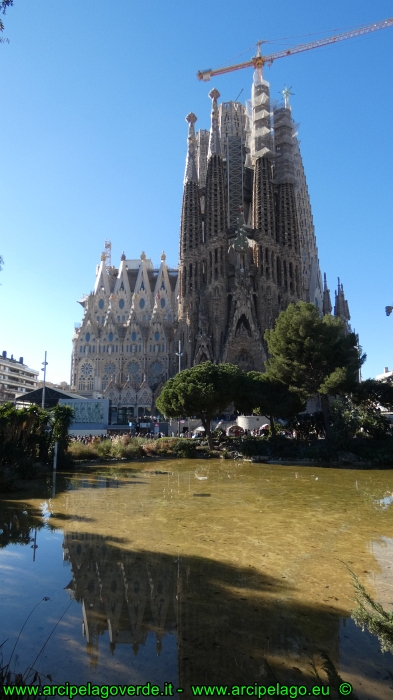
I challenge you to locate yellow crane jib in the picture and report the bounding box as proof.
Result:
[197,18,393,81]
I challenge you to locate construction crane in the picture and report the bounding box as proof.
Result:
[197,18,393,81]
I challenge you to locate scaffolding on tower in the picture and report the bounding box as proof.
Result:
[104,239,112,273]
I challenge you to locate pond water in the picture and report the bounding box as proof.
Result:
[0,460,392,699]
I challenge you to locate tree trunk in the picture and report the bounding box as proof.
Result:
[269,414,276,437]
[201,415,213,450]
[320,393,330,438]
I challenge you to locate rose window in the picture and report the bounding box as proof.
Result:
[103,362,116,377]
[126,361,142,383]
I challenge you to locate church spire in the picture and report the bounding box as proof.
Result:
[322,272,332,316]
[205,89,226,239]
[184,112,198,184]
[208,88,221,159]
[334,278,351,331]
[180,113,202,268]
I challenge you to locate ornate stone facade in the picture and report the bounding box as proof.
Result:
[71,73,350,413]
[71,252,178,418]
[177,74,342,373]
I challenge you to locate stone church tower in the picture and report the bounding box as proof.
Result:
[177,73,328,372]
[71,73,351,413]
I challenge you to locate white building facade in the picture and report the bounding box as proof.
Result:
[0,351,39,403]
[71,252,178,422]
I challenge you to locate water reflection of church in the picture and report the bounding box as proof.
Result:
[63,530,340,687]
[63,533,178,666]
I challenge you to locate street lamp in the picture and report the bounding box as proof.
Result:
[175,340,183,437]
[41,351,48,409]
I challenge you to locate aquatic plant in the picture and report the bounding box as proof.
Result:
[348,568,393,654]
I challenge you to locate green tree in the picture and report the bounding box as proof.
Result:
[0,402,74,472]
[237,372,305,436]
[0,0,13,42]
[352,378,393,412]
[264,302,364,433]
[332,378,393,442]
[156,362,241,449]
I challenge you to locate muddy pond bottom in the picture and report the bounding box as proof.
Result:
[0,460,392,699]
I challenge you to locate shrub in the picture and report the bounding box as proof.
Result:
[173,439,198,458]
[67,442,100,460]
[240,437,269,457]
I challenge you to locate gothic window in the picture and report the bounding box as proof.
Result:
[119,298,125,309]
[149,360,165,389]
[80,362,93,377]
[277,257,282,286]
[235,315,251,338]
[126,360,142,383]
[283,261,288,290]
[161,281,165,290]
[189,263,193,291]
[103,361,116,379]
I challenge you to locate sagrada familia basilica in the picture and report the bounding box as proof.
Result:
[71,73,351,418]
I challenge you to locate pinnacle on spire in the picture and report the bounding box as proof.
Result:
[208,88,221,159]
[322,272,332,316]
[184,113,198,184]
[334,277,350,328]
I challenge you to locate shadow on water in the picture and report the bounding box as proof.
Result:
[1,463,393,698]
[61,536,346,690]
[0,493,344,689]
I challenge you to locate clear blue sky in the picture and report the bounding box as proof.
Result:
[1,0,392,383]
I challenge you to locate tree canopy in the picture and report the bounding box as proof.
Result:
[0,0,13,41]
[156,362,241,448]
[264,302,365,432]
[237,372,305,436]
[352,378,393,412]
